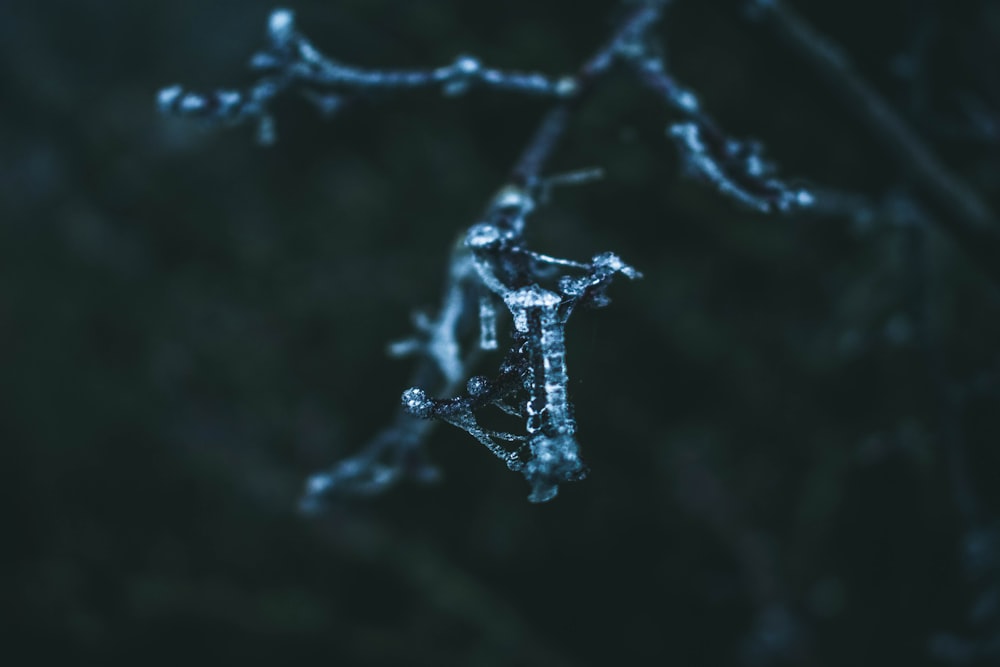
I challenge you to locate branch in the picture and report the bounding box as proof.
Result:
[628,51,813,214]
[298,2,660,507]
[750,0,1000,284]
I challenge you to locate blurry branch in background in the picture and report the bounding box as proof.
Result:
[899,203,1000,664]
[746,1,1000,657]
[158,1,811,507]
[672,448,816,667]
[747,5,1000,647]
[804,182,1000,663]
[747,0,1000,287]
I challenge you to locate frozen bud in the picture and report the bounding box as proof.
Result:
[673,88,699,113]
[555,76,578,97]
[268,9,295,46]
[493,185,532,213]
[442,55,481,96]
[179,93,207,113]
[772,187,815,213]
[466,223,502,249]
[401,387,433,418]
[793,189,815,207]
[156,85,183,113]
[743,152,766,177]
[453,54,481,75]
[305,473,332,496]
[215,90,242,115]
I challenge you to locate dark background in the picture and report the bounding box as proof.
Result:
[4,0,1000,664]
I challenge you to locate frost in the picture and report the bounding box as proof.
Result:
[555,76,578,97]
[669,121,813,214]
[399,195,639,501]
[479,296,498,350]
[674,88,699,113]
[402,387,434,418]
[156,85,182,113]
[453,55,482,75]
[179,93,207,113]
[267,8,295,46]
[159,2,811,506]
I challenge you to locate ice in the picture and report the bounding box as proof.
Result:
[268,9,295,46]
[452,55,481,75]
[466,375,491,397]
[156,85,182,112]
[401,387,433,418]
[479,296,498,350]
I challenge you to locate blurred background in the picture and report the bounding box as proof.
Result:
[4,0,1000,664]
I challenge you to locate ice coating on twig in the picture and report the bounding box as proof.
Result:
[669,122,814,213]
[157,8,573,144]
[160,2,830,505]
[400,186,639,501]
[625,48,813,213]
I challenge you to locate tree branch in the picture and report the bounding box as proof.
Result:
[752,0,1000,284]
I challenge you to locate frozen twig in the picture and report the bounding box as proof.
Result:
[159,0,813,506]
[625,45,813,214]
[296,2,656,505]
[749,0,1000,284]
[158,7,585,144]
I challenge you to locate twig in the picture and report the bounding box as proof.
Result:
[750,0,1000,284]
[300,2,660,507]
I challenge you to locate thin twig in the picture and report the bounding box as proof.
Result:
[752,0,1000,284]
